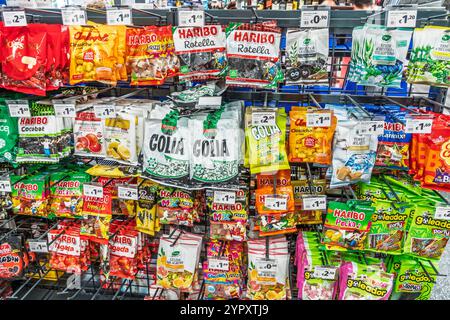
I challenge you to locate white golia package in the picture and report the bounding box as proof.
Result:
[143,106,190,180]
[285,28,329,85]
[189,101,244,185]
[330,120,378,189]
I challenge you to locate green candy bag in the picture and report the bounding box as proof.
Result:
[0,102,19,164]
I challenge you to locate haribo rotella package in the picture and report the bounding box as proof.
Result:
[330,120,378,189]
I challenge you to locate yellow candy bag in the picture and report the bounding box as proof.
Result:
[69,24,120,85]
[289,109,337,165]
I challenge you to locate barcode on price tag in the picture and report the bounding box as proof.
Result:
[208,257,229,271]
[6,100,31,117]
[252,112,276,126]
[313,266,337,280]
[118,185,138,200]
[405,118,433,134]
[198,96,222,109]
[300,10,329,28]
[2,10,27,27]
[94,104,116,119]
[61,7,87,26]
[302,195,327,210]
[306,112,331,127]
[256,259,277,282]
[213,191,236,205]
[0,179,12,193]
[435,206,450,220]
[386,10,417,28]
[53,101,76,118]
[83,184,104,198]
[264,196,287,211]
[178,10,205,27]
[356,121,384,135]
[28,240,48,253]
[107,8,132,25]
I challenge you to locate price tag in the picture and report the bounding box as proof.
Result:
[0,178,12,193]
[118,185,138,200]
[197,96,222,108]
[2,10,27,27]
[313,266,337,280]
[6,100,31,117]
[53,101,76,118]
[28,240,48,253]
[83,184,104,198]
[178,10,205,27]
[61,7,87,26]
[94,104,116,119]
[252,112,276,126]
[386,10,417,28]
[405,118,433,134]
[106,8,132,25]
[264,196,287,211]
[208,257,229,271]
[435,206,450,220]
[255,259,277,279]
[306,112,332,127]
[356,120,384,135]
[302,195,327,210]
[213,190,236,205]
[300,10,329,28]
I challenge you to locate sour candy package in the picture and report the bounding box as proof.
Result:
[245,107,290,174]
[74,110,106,158]
[322,200,375,250]
[173,25,227,82]
[330,119,378,188]
[285,28,329,85]
[225,21,283,89]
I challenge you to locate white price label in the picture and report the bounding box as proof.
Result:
[2,10,27,27]
[356,121,384,135]
[208,258,229,271]
[106,8,132,25]
[252,112,276,126]
[405,118,433,134]
[264,196,287,211]
[118,185,138,200]
[0,179,11,193]
[83,184,104,198]
[178,10,205,27]
[302,195,327,210]
[28,240,48,253]
[386,10,417,28]
[53,102,76,118]
[6,100,31,117]
[435,206,450,220]
[197,96,222,108]
[213,191,236,205]
[300,10,329,28]
[256,259,277,279]
[61,8,87,26]
[306,112,332,127]
[94,104,116,119]
[313,266,337,280]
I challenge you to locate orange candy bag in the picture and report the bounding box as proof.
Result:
[255,185,295,215]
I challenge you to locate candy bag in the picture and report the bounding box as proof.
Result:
[173,25,227,82]
[256,170,291,189]
[225,21,283,89]
[245,107,290,174]
[289,109,337,165]
[136,178,158,236]
[404,205,450,260]
[104,112,138,165]
[0,236,26,279]
[69,24,119,85]
[330,120,378,188]
[157,186,198,227]
[0,101,19,163]
[285,28,329,84]
[255,185,295,215]
[293,178,327,225]
[322,200,375,250]
[109,227,138,279]
[74,111,106,158]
